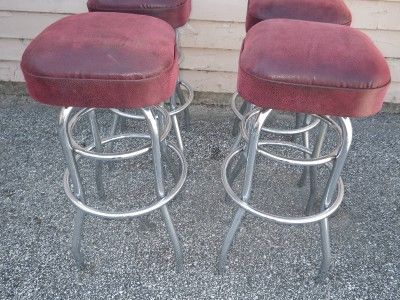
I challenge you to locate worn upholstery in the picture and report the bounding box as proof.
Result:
[246,0,352,31]
[238,19,391,117]
[87,0,191,28]
[21,13,178,109]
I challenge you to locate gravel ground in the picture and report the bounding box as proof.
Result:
[0,94,399,299]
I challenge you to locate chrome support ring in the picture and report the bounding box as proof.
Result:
[232,92,321,135]
[222,146,344,225]
[68,106,172,160]
[63,142,187,219]
[240,109,343,167]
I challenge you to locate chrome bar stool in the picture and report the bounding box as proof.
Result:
[231,0,352,137]
[21,12,187,271]
[87,0,193,150]
[219,19,391,277]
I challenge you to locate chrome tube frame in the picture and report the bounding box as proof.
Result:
[58,105,186,272]
[231,92,321,136]
[219,107,353,278]
[106,80,194,152]
[175,27,191,129]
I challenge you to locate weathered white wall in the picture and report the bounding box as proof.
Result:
[0,0,399,102]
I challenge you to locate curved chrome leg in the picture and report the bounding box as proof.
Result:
[224,153,246,204]
[58,107,85,268]
[224,131,246,203]
[298,115,312,187]
[232,101,250,137]
[175,28,191,130]
[170,95,184,151]
[225,113,251,203]
[143,108,184,272]
[157,108,180,184]
[176,81,191,130]
[306,123,328,215]
[88,110,106,200]
[104,113,121,174]
[105,113,120,153]
[319,218,331,279]
[318,117,352,279]
[295,113,304,130]
[219,110,272,274]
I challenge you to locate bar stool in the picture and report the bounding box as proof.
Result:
[21,12,187,271]
[232,0,352,136]
[87,0,193,150]
[219,19,391,277]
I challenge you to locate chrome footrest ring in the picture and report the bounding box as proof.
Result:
[63,142,187,219]
[68,106,172,160]
[222,146,345,225]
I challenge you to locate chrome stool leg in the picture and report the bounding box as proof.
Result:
[143,108,184,272]
[295,113,304,130]
[176,28,192,129]
[176,79,191,130]
[170,94,184,152]
[219,110,273,273]
[59,106,187,271]
[105,113,120,153]
[231,93,316,191]
[71,210,85,268]
[107,81,194,153]
[227,93,321,204]
[306,123,328,215]
[58,107,86,268]
[298,115,313,188]
[232,101,250,137]
[88,110,106,200]
[220,108,353,278]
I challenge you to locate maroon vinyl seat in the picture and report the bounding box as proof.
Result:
[238,19,391,117]
[246,0,352,31]
[87,0,191,29]
[21,13,178,109]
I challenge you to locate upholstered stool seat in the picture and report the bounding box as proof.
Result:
[246,0,352,31]
[87,0,191,28]
[238,19,391,117]
[21,12,178,109]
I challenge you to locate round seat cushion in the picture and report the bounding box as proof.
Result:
[21,13,178,109]
[238,19,391,117]
[246,0,352,31]
[87,0,191,29]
